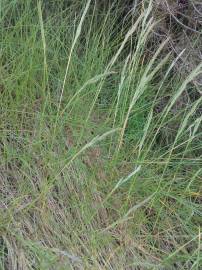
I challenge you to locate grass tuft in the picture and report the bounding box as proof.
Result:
[0,1,202,269]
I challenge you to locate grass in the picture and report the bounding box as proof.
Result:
[0,0,202,269]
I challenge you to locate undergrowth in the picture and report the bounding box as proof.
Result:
[0,1,201,269]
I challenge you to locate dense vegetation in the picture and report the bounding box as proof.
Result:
[0,1,201,269]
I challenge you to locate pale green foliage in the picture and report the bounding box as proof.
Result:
[0,1,201,269]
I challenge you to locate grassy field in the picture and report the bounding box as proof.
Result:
[0,1,202,269]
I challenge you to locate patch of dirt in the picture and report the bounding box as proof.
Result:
[153,0,202,92]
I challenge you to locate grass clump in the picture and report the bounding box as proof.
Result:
[0,1,202,269]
